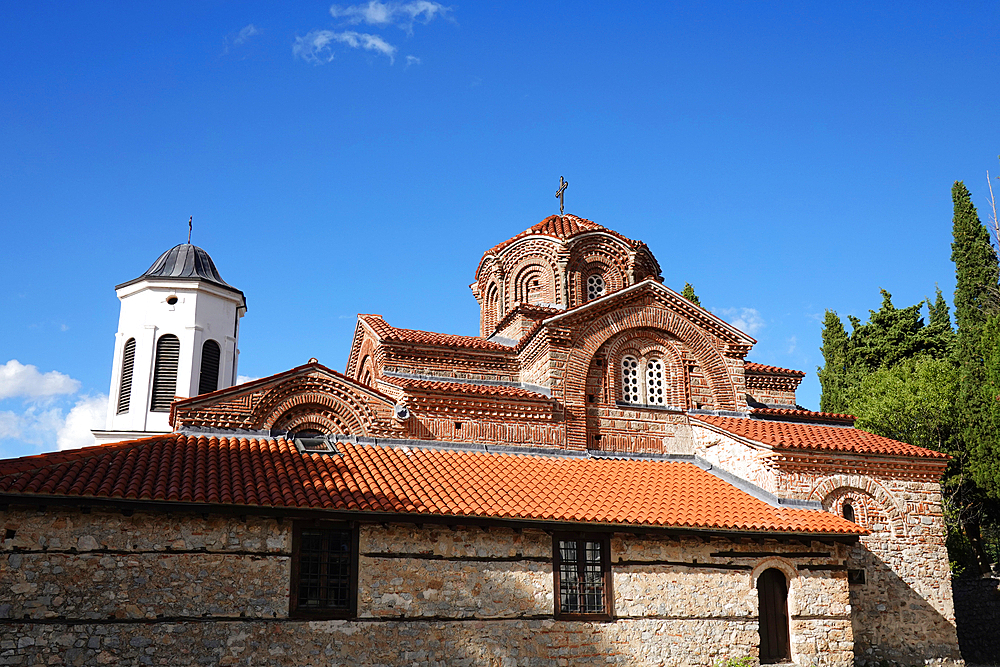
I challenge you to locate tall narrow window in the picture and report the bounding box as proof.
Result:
[290,522,358,618]
[554,534,611,619]
[758,568,791,663]
[586,274,605,300]
[645,358,665,405]
[116,338,136,414]
[842,502,856,523]
[198,340,221,395]
[621,356,640,403]
[150,334,180,412]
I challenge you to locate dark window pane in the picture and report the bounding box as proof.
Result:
[557,537,606,615]
[297,528,352,610]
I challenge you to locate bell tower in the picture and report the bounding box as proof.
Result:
[93,244,247,444]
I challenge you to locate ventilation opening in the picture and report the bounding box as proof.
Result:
[198,340,221,395]
[4,529,15,540]
[166,296,178,306]
[116,338,136,414]
[454,422,462,431]
[848,569,866,585]
[150,334,180,412]
[293,436,338,455]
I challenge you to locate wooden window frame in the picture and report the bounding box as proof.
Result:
[552,532,613,621]
[289,520,359,619]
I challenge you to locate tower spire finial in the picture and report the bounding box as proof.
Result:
[555,176,568,215]
[187,216,192,244]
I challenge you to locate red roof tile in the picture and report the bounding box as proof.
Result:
[0,435,862,535]
[360,315,511,352]
[749,408,855,425]
[383,378,550,401]
[745,362,806,378]
[484,214,643,258]
[692,415,947,459]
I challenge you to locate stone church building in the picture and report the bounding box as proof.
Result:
[0,213,962,666]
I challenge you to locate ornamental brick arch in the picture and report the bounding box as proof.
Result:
[565,302,740,410]
[809,474,907,538]
[602,328,686,408]
[250,375,382,436]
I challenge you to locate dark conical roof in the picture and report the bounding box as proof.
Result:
[116,244,243,302]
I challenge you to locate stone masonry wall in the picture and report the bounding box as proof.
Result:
[3,506,855,666]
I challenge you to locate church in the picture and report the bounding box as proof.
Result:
[0,209,962,666]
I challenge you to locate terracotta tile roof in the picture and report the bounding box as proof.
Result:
[485,214,643,257]
[360,315,512,352]
[692,415,948,459]
[744,362,806,378]
[749,408,855,426]
[0,435,863,535]
[383,378,550,401]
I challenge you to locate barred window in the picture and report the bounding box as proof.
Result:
[290,523,358,618]
[645,358,665,405]
[586,274,605,300]
[554,534,611,619]
[621,356,640,403]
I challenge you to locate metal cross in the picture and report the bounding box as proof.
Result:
[187,216,193,244]
[555,176,568,215]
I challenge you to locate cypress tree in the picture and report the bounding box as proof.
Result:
[817,311,852,413]
[681,282,701,306]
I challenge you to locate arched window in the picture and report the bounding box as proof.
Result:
[757,568,791,663]
[843,502,856,523]
[621,356,640,403]
[198,340,221,395]
[645,358,665,405]
[359,355,373,386]
[150,334,180,412]
[586,274,605,300]
[116,338,136,414]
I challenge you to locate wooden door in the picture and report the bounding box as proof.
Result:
[757,568,791,663]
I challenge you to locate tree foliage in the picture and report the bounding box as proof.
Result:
[681,282,701,306]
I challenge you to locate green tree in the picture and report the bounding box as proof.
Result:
[817,311,852,414]
[681,282,701,306]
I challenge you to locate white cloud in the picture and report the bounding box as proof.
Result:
[330,1,450,33]
[0,360,80,401]
[714,307,765,336]
[236,375,259,385]
[234,24,260,45]
[294,29,397,64]
[56,394,107,451]
[405,55,421,67]
[787,336,797,355]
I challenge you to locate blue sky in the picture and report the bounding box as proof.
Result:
[2,2,999,458]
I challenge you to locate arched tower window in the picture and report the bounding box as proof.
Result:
[116,338,136,414]
[757,568,791,663]
[150,334,180,412]
[621,356,641,404]
[198,340,221,395]
[843,502,856,523]
[586,274,605,300]
[645,358,665,406]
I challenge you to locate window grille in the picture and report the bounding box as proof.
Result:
[645,358,665,405]
[621,356,640,403]
[116,338,136,414]
[291,524,357,617]
[150,334,180,412]
[198,340,221,395]
[586,274,605,300]
[554,535,610,618]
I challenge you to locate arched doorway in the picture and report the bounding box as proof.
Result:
[757,568,791,663]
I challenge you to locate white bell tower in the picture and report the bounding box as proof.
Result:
[93,243,247,444]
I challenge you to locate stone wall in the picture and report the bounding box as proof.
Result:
[2,506,856,666]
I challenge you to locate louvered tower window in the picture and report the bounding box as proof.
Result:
[116,338,136,414]
[198,339,221,395]
[150,334,180,412]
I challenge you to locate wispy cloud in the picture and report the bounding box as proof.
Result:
[234,24,260,45]
[0,360,80,400]
[294,29,397,64]
[330,1,451,34]
[714,307,765,336]
[405,55,421,67]
[787,335,797,355]
[236,375,260,385]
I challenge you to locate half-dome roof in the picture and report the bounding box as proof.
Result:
[116,244,242,298]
